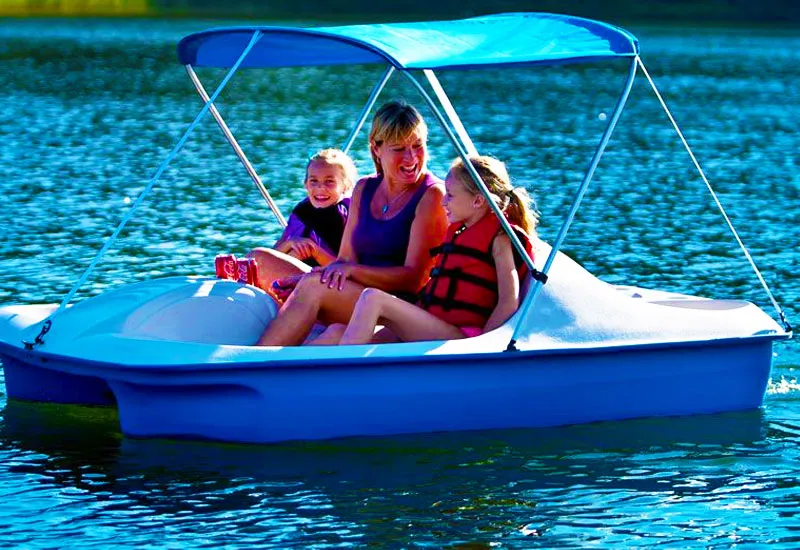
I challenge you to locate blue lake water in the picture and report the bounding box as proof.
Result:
[0,17,799,548]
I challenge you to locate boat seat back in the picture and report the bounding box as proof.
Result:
[117,277,278,345]
[42,276,279,347]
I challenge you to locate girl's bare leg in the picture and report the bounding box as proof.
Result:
[248,247,310,290]
[256,274,366,346]
[340,288,465,345]
[308,323,400,345]
[370,327,401,343]
[307,323,347,345]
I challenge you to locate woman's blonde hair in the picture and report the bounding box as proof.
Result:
[306,148,358,193]
[368,100,428,174]
[449,155,539,236]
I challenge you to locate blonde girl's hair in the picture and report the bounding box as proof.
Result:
[368,100,428,174]
[306,148,358,193]
[449,155,539,236]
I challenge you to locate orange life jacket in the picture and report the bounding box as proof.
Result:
[418,213,534,328]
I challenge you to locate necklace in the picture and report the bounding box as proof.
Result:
[381,185,412,214]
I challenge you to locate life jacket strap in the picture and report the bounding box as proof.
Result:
[429,242,493,264]
[429,267,497,293]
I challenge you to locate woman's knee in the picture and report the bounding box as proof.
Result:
[295,272,321,293]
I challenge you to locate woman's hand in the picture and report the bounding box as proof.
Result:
[319,261,356,291]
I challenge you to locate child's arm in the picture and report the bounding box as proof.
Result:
[274,239,294,254]
[312,245,337,266]
[283,238,337,265]
[483,234,521,333]
[274,213,305,253]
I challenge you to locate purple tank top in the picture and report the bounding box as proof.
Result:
[352,173,441,267]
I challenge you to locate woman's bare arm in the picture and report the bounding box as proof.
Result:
[334,180,364,264]
[338,183,447,294]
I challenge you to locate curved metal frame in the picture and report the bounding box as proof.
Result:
[507,57,639,346]
[180,46,793,339]
[31,30,265,346]
[342,66,395,154]
[185,64,286,227]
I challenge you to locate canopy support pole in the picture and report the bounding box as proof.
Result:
[185,64,286,227]
[423,70,479,156]
[636,57,791,334]
[400,70,536,277]
[507,56,639,350]
[22,30,264,350]
[342,66,394,154]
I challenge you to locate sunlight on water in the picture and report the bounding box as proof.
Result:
[768,376,800,395]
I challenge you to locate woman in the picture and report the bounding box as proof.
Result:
[335,155,537,345]
[256,100,448,346]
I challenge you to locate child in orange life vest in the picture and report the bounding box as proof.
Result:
[333,155,538,345]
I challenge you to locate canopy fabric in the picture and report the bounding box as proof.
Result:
[177,13,639,70]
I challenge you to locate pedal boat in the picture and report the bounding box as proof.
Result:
[0,13,791,443]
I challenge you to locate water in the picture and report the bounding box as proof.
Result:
[1,17,799,548]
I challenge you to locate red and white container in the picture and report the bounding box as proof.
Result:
[236,257,259,287]
[215,254,238,281]
[215,254,259,287]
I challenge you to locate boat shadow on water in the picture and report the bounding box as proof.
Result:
[3,399,792,543]
[0,399,773,487]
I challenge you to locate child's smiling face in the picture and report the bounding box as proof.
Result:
[443,173,480,225]
[305,160,347,209]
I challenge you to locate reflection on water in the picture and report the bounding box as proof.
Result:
[0,16,799,548]
[4,399,799,548]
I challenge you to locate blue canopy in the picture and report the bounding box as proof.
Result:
[177,13,639,70]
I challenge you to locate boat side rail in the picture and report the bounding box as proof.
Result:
[3,332,789,379]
